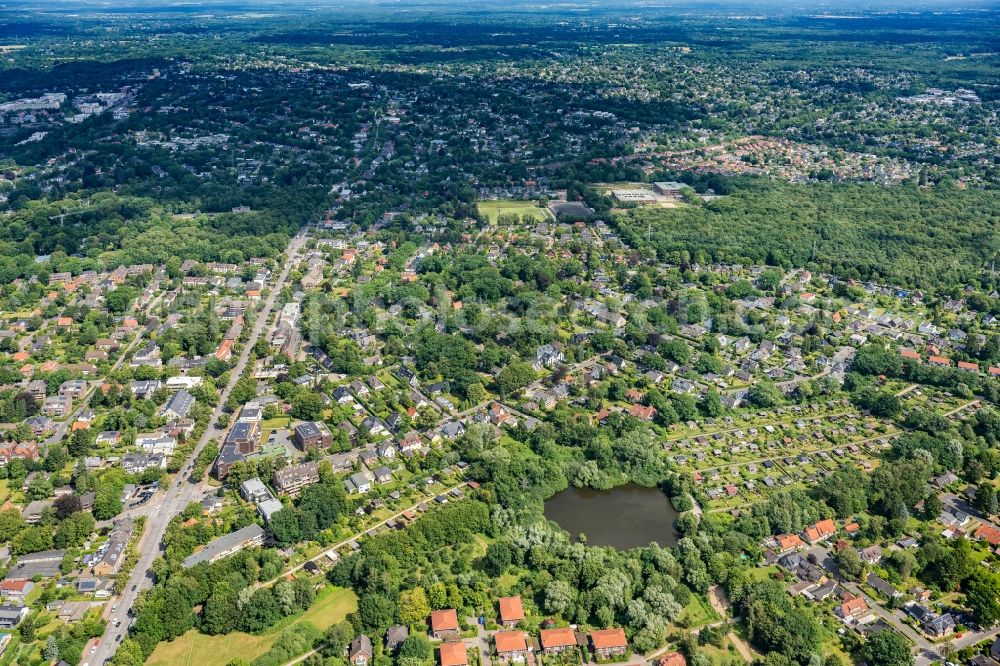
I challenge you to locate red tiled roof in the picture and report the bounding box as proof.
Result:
[839,596,868,616]
[659,653,687,666]
[805,519,836,541]
[540,627,577,649]
[629,404,656,420]
[430,609,459,632]
[439,642,467,666]
[499,596,524,623]
[777,534,804,550]
[590,628,627,650]
[494,631,527,653]
[975,523,1000,546]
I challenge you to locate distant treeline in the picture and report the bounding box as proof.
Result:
[614,180,1000,291]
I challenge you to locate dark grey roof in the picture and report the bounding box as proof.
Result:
[350,635,373,657]
[182,524,265,568]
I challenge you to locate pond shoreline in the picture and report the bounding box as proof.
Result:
[543,482,680,549]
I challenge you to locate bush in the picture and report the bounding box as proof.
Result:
[671,494,694,512]
[250,622,323,666]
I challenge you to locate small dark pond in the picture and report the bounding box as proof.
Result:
[544,483,679,549]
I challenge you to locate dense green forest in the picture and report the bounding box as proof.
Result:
[0,193,292,281]
[615,182,1000,290]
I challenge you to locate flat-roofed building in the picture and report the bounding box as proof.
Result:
[611,188,658,204]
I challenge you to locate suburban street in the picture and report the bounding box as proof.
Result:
[88,231,307,666]
[808,546,937,655]
[43,287,165,449]
[809,541,1000,666]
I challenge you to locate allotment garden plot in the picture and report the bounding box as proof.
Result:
[665,402,896,512]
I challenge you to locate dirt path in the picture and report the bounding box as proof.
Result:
[708,585,730,617]
[727,632,755,662]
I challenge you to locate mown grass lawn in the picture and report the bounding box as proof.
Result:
[678,593,721,629]
[146,586,357,666]
[477,200,552,224]
[261,416,292,430]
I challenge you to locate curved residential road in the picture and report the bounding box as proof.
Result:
[89,231,307,666]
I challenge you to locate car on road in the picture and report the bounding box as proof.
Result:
[115,635,122,642]
[131,584,137,591]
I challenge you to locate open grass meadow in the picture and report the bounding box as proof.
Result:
[146,586,357,666]
[477,199,553,224]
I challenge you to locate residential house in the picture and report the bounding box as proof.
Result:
[160,389,195,420]
[540,627,577,655]
[182,524,267,568]
[58,379,87,400]
[349,635,373,666]
[0,605,28,629]
[399,431,422,454]
[658,653,687,666]
[439,421,465,440]
[430,609,460,639]
[534,343,565,370]
[130,342,162,367]
[803,519,836,543]
[932,472,959,489]
[777,534,804,551]
[629,404,656,421]
[130,379,161,399]
[386,625,409,653]
[92,518,134,576]
[439,642,467,666]
[925,613,956,637]
[362,415,387,436]
[294,421,333,450]
[345,471,375,495]
[240,478,273,504]
[120,453,166,474]
[860,545,882,564]
[866,573,900,599]
[494,631,528,662]
[835,596,869,622]
[498,596,524,627]
[273,462,320,497]
[42,396,72,417]
[989,637,1000,662]
[20,500,51,525]
[0,580,33,602]
[135,433,176,456]
[590,628,628,659]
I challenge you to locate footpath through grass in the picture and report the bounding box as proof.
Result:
[146,586,357,666]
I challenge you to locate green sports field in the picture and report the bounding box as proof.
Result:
[477,199,553,224]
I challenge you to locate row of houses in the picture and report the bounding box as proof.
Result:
[346,597,631,666]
